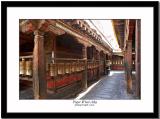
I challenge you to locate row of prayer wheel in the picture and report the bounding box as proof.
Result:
[49,62,85,77]
[49,62,100,77]
[19,59,32,76]
[87,62,99,69]
[106,60,111,67]
[19,59,108,77]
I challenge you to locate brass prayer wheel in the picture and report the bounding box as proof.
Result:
[19,58,25,75]
[65,63,71,74]
[96,62,98,68]
[76,62,80,72]
[88,62,92,69]
[78,62,82,72]
[94,62,96,68]
[25,60,32,76]
[92,62,94,68]
[75,62,78,72]
[71,62,76,73]
[57,63,65,75]
[49,63,57,77]
[79,62,82,71]
[87,62,90,69]
[91,62,94,69]
[82,62,85,71]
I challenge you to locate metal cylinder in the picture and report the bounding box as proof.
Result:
[58,63,65,75]
[76,62,80,72]
[19,58,25,75]
[91,62,93,69]
[49,63,57,77]
[71,62,75,73]
[25,60,32,76]
[87,62,90,69]
[65,63,71,74]
[81,62,85,71]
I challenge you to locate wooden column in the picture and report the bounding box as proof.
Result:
[92,47,96,80]
[82,45,87,90]
[52,34,57,92]
[126,40,133,93]
[124,50,127,81]
[97,51,101,78]
[135,20,141,98]
[104,54,107,75]
[92,46,94,61]
[33,30,47,99]
[52,34,57,62]
[93,47,96,60]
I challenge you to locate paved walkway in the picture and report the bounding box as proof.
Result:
[76,71,137,100]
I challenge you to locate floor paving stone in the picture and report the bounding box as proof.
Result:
[80,71,137,100]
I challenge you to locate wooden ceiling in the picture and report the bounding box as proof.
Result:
[112,20,125,50]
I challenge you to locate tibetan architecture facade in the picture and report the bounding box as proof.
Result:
[19,19,112,99]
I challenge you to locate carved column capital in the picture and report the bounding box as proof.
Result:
[34,30,44,36]
[20,19,49,33]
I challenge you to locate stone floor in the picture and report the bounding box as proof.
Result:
[77,71,138,100]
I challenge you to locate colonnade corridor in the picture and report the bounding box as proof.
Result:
[19,19,140,99]
[75,70,137,100]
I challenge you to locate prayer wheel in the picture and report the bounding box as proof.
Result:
[79,62,82,71]
[91,62,94,69]
[76,62,81,72]
[25,60,32,76]
[94,62,96,68]
[71,62,76,73]
[65,63,71,74]
[81,62,85,71]
[106,61,108,67]
[49,63,57,77]
[78,62,82,71]
[57,63,65,75]
[92,62,94,69]
[74,62,77,72]
[89,62,92,69]
[96,62,98,68]
[87,62,90,69]
[75,62,78,72]
[90,62,92,69]
[19,58,25,75]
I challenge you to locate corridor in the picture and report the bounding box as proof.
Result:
[19,19,140,99]
[76,71,137,100]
